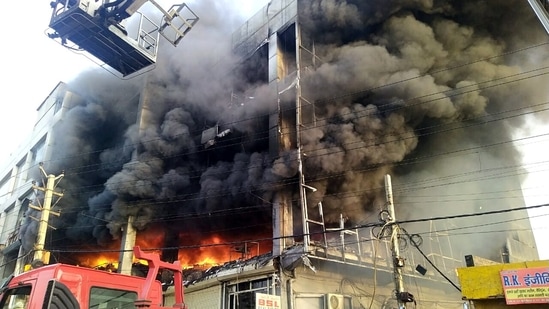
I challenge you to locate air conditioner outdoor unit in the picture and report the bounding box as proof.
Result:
[326,293,344,309]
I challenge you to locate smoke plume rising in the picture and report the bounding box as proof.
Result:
[20,0,549,263]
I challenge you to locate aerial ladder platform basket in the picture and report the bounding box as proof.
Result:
[47,0,198,77]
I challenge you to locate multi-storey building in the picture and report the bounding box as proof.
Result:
[177,0,543,308]
[0,82,84,276]
[0,1,545,308]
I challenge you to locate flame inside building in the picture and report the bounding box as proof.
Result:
[17,0,547,275]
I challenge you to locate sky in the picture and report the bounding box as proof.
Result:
[0,1,547,260]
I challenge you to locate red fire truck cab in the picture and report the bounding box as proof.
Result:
[0,247,186,309]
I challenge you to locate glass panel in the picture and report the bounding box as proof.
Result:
[226,277,276,309]
[31,138,47,168]
[0,174,10,205]
[235,292,254,309]
[14,157,28,191]
[89,287,137,309]
[0,285,32,309]
[252,279,267,289]
[54,98,63,114]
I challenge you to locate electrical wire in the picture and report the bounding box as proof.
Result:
[400,228,461,292]
[4,68,548,214]
[3,47,549,198]
[1,34,548,258]
[44,202,549,255]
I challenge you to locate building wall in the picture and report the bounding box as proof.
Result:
[232,0,540,265]
[294,257,466,309]
[179,285,223,308]
[192,1,547,307]
[182,254,466,309]
[232,0,301,257]
[0,82,83,276]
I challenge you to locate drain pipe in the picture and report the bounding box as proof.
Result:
[287,278,295,309]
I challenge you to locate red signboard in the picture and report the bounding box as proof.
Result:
[500,267,549,305]
[255,293,281,309]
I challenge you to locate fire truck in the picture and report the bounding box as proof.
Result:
[0,247,187,309]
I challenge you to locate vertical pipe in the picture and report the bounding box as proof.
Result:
[339,214,345,260]
[295,15,310,254]
[287,278,295,309]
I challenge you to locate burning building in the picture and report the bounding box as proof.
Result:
[0,0,548,307]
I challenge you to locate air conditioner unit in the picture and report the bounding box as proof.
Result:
[326,293,344,309]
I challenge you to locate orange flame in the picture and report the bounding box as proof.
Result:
[178,233,271,268]
[66,225,272,270]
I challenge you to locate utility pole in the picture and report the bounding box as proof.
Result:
[384,174,407,309]
[118,76,151,274]
[30,163,64,263]
[118,215,137,275]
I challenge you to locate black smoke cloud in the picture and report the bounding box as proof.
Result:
[20,0,549,261]
[20,0,280,254]
[296,0,548,258]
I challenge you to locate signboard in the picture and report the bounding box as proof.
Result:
[255,293,281,309]
[500,267,549,305]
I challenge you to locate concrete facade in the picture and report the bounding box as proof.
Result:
[231,0,539,264]
[173,244,465,308]
[0,82,83,276]
[0,1,542,308]
[179,1,541,308]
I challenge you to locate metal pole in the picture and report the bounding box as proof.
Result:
[385,174,406,309]
[295,19,309,253]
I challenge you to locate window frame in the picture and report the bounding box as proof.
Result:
[224,275,279,309]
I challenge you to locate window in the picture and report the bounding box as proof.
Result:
[225,276,279,309]
[54,97,63,114]
[0,172,11,205]
[30,138,47,168]
[89,287,137,309]
[0,203,16,247]
[13,157,28,191]
[0,285,31,309]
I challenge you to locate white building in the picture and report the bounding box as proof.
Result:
[0,82,84,276]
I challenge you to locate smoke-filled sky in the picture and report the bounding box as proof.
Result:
[0,0,273,263]
[1,0,549,261]
[0,0,264,164]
